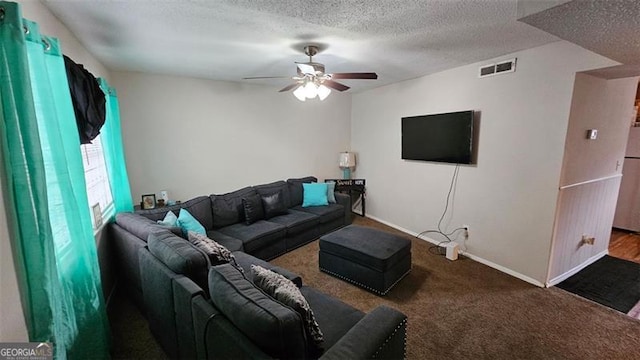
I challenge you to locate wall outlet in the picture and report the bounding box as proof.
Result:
[581,235,595,245]
[462,224,470,239]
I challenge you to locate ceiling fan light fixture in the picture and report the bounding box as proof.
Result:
[317,84,331,101]
[293,85,306,101]
[304,81,318,99]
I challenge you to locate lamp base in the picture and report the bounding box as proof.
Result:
[342,168,351,179]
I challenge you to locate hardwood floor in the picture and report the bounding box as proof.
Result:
[609,228,640,263]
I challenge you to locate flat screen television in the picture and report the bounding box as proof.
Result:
[401,110,474,164]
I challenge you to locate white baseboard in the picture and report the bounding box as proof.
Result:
[545,250,608,287]
[365,214,546,288]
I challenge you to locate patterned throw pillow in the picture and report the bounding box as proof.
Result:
[251,265,324,352]
[188,231,243,272]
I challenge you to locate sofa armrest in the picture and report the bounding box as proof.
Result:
[321,305,407,360]
[110,223,148,310]
[335,192,353,225]
[173,276,205,359]
[192,294,273,359]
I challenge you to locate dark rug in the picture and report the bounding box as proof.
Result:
[557,255,640,313]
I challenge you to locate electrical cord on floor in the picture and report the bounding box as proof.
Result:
[415,164,462,256]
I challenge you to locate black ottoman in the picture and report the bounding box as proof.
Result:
[319,225,411,295]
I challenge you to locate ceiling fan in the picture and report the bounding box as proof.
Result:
[243,45,378,101]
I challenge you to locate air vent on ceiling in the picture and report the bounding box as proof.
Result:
[478,58,517,78]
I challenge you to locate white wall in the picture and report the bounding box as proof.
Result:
[0,1,111,341]
[560,75,637,187]
[548,74,638,284]
[351,41,616,285]
[111,71,352,202]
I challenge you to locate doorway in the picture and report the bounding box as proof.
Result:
[611,81,640,264]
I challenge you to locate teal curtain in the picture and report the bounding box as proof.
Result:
[0,2,110,359]
[99,78,133,214]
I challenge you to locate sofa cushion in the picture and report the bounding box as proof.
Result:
[293,203,344,224]
[147,229,209,291]
[302,183,329,207]
[287,176,317,207]
[136,196,214,231]
[252,265,324,354]
[253,181,291,209]
[209,264,308,359]
[218,221,286,254]
[233,251,302,287]
[206,230,244,252]
[266,209,319,236]
[300,286,365,350]
[242,193,264,225]
[211,187,256,228]
[261,190,288,219]
[177,209,206,236]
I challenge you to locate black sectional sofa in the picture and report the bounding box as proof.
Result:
[110,176,407,359]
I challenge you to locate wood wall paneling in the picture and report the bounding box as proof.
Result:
[549,176,621,280]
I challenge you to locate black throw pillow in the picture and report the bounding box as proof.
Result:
[262,190,287,219]
[242,193,264,225]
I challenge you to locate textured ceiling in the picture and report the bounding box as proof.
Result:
[520,0,640,65]
[42,0,560,92]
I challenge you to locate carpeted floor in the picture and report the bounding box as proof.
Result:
[109,291,168,359]
[110,216,640,359]
[556,255,640,314]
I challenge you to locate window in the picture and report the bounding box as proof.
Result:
[81,134,113,229]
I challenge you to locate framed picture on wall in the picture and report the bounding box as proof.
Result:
[141,194,156,210]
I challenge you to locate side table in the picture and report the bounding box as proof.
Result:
[325,179,366,216]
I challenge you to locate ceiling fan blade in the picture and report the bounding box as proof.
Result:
[278,83,299,92]
[330,72,378,80]
[296,63,316,75]
[323,80,350,92]
[243,76,291,80]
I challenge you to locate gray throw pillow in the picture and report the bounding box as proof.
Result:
[242,193,265,225]
[188,231,243,272]
[252,265,324,352]
[261,190,287,219]
[325,182,336,203]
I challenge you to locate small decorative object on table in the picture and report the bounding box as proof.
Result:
[156,199,165,207]
[91,203,103,229]
[141,194,156,209]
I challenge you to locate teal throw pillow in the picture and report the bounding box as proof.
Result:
[325,182,336,204]
[157,210,178,227]
[302,183,329,207]
[177,208,206,236]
